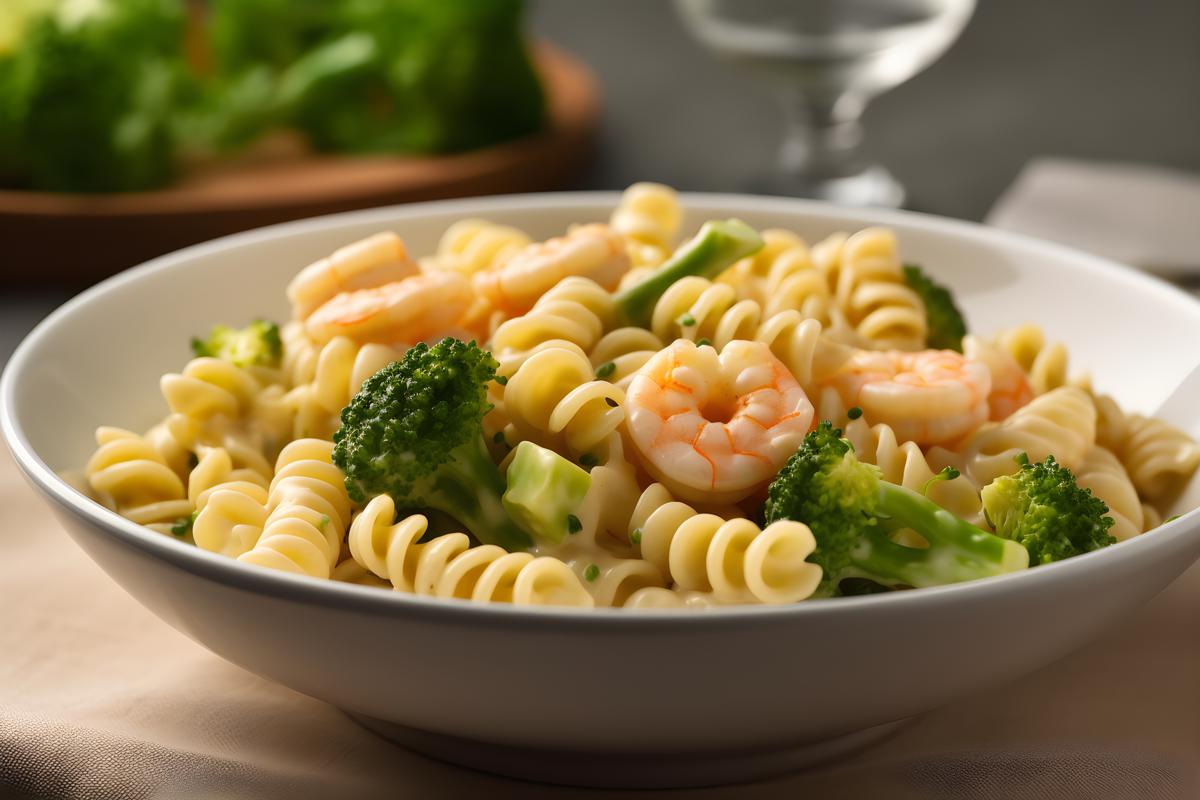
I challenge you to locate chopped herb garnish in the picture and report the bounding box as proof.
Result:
[319,515,331,531]
[696,338,712,348]
[567,514,582,534]
[579,453,599,468]
[171,511,197,537]
[847,406,863,420]
[921,465,961,495]
[630,528,643,544]
[595,361,616,379]
[494,374,508,385]
[1165,514,1183,524]
[584,564,600,582]
[677,313,696,327]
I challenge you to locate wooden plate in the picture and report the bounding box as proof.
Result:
[0,44,599,286]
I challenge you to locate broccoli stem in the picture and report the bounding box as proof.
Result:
[850,483,1028,588]
[428,435,533,552]
[611,219,764,328]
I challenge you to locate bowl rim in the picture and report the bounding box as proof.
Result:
[4,190,1200,629]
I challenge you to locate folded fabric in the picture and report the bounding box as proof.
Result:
[0,445,1196,799]
[987,158,1200,277]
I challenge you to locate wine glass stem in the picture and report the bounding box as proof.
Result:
[777,91,867,181]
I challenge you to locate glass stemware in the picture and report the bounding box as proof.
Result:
[675,0,975,207]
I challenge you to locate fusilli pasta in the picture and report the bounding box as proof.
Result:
[86,427,192,534]
[624,483,823,604]
[811,228,926,350]
[350,495,594,606]
[609,182,682,269]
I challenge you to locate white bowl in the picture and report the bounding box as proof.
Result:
[5,193,1200,789]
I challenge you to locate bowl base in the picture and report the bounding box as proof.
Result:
[348,713,908,789]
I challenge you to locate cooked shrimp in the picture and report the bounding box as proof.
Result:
[625,340,814,504]
[287,232,419,321]
[473,223,631,316]
[821,348,991,445]
[304,271,472,346]
[963,335,1033,421]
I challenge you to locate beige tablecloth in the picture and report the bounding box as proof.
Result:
[1,445,1196,800]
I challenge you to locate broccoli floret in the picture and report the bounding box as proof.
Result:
[903,264,967,352]
[0,0,192,192]
[612,219,764,329]
[502,441,591,545]
[981,453,1116,565]
[191,320,282,368]
[206,0,545,155]
[333,338,533,552]
[764,422,1028,596]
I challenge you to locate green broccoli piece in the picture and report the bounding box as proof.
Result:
[903,264,967,352]
[502,441,592,545]
[612,219,764,329]
[190,320,282,368]
[205,0,545,156]
[207,0,338,74]
[981,453,1117,565]
[333,338,533,552]
[764,421,1028,596]
[0,0,192,192]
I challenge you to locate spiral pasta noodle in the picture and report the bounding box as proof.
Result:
[156,353,293,483]
[160,357,262,422]
[501,343,626,458]
[284,335,404,440]
[992,324,1073,395]
[586,326,664,387]
[956,387,1097,487]
[86,427,192,533]
[195,439,351,578]
[811,228,926,351]
[609,182,682,269]
[429,218,532,276]
[240,439,352,577]
[717,229,835,326]
[842,418,982,524]
[1075,446,1144,541]
[350,495,594,606]
[186,446,269,506]
[490,277,614,370]
[645,275,846,391]
[1119,414,1200,504]
[623,483,823,604]
[192,479,270,558]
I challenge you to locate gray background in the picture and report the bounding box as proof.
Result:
[531,0,1200,221]
[3,0,1199,363]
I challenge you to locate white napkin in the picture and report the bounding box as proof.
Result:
[987,158,1200,277]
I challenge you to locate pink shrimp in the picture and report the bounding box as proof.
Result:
[287,232,419,321]
[821,348,991,445]
[963,335,1034,420]
[473,223,631,316]
[624,340,814,504]
[304,271,472,346]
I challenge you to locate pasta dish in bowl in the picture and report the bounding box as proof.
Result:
[4,187,1199,786]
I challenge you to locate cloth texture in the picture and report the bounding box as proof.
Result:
[987,158,1200,277]
[2,448,1198,799]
